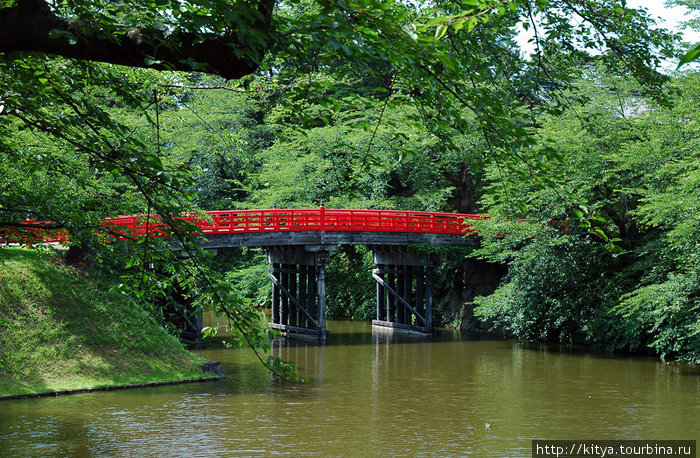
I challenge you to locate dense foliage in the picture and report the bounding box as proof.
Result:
[471,73,700,363]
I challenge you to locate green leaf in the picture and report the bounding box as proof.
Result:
[677,43,700,69]
[435,24,448,40]
[424,17,450,27]
[47,29,66,39]
[593,227,608,241]
[144,57,161,65]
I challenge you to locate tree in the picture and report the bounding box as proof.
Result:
[670,0,700,67]
[470,71,700,363]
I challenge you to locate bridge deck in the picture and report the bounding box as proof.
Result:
[193,230,477,249]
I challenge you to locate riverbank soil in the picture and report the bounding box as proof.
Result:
[0,247,205,397]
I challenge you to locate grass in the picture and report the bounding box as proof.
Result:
[0,247,206,396]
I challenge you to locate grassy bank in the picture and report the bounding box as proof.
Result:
[0,247,206,397]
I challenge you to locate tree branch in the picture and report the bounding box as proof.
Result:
[0,0,276,80]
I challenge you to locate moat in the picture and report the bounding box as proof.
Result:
[1,320,698,456]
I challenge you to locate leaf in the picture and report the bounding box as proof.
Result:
[677,43,700,69]
[144,56,162,66]
[593,227,608,241]
[156,171,173,184]
[435,24,448,40]
[47,29,66,39]
[424,16,451,27]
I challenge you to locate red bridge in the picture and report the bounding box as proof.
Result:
[9,207,485,247]
[108,207,483,238]
[4,207,487,341]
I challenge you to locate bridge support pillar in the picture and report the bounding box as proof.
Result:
[266,246,334,341]
[371,249,438,335]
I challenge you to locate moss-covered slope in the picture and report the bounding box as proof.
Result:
[0,247,205,396]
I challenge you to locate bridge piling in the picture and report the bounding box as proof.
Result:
[271,262,280,324]
[371,249,437,334]
[425,266,433,331]
[317,266,327,335]
[415,266,425,324]
[376,265,386,321]
[387,269,396,322]
[267,247,333,341]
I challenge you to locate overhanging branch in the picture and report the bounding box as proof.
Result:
[0,0,276,80]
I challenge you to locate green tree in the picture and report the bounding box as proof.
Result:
[471,71,700,362]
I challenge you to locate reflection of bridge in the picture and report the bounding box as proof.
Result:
[13,207,487,340]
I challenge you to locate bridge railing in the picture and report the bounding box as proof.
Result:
[187,208,485,235]
[0,222,69,245]
[3,208,488,244]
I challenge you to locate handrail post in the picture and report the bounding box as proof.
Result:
[272,202,278,231]
[320,202,325,230]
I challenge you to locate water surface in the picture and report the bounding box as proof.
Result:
[1,320,698,456]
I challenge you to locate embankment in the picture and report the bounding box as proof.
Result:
[0,247,207,397]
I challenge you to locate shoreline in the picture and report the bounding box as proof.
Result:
[0,374,225,402]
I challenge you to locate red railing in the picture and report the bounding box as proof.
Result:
[4,208,488,244]
[0,222,69,245]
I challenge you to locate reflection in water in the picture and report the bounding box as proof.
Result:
[1,320,698,456]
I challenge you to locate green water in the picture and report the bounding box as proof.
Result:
[1,320,698,456]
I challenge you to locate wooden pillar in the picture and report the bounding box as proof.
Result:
[425,267,433,330]
[299,265,308,329]
[396,269,405,325]
[376,266,385,321]
[387,267,396,322]
[415,266,425,321]
[271,263,280,324]
[308,266,317,323]
[317,265,327,340]
[290,264,299,327]
[281,264,290,326]
[403,269,412,325]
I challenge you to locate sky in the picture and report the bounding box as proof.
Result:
[627,0,700,43]
[515,0,699,69]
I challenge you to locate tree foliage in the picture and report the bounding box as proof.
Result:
[471,72,700,363]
